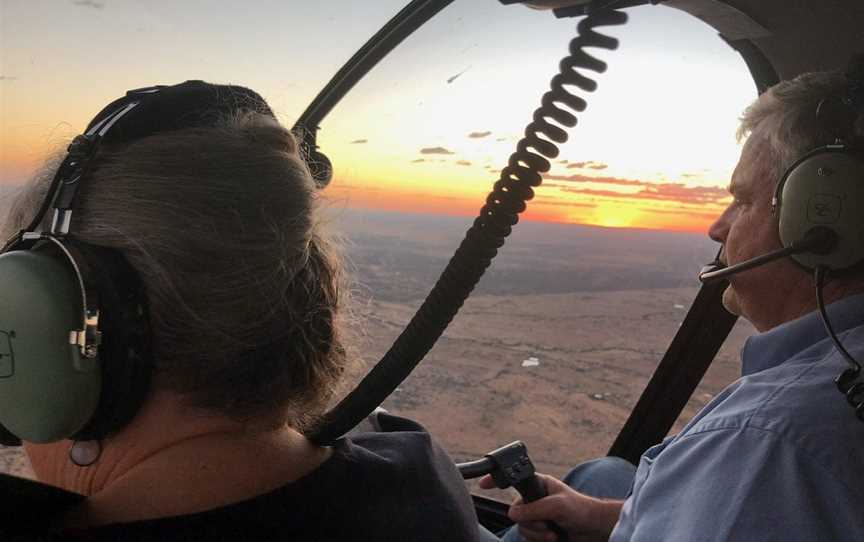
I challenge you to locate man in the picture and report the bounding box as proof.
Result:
[483,70,864,541]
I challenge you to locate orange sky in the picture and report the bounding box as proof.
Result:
[1,1,751,235]
[326,168,729,234]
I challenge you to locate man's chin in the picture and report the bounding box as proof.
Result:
[721,285,742,317]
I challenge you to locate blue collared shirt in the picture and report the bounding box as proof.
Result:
[610,295,864,541]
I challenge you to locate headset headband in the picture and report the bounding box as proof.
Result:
[5,81,276,248]
[814,54,864,143]
[844,53,864,110]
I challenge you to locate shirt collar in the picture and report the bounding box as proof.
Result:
[741,294,864,376]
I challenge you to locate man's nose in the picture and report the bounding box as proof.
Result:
[708,209,730,244]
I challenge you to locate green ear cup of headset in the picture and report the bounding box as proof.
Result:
[0,250,101,443]
[778,150,864,271]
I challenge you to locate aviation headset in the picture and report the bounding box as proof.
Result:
[772,68,864,273]
[0,80,327,447]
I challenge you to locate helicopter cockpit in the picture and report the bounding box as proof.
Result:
[1,0,863,540]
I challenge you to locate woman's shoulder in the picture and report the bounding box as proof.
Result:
[18,419,481,542]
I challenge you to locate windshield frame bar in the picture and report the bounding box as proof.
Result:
[293,0,455,131]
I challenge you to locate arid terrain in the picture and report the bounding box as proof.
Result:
[357,287,752,476]
[1,209,754,501]
[334,210,752,473]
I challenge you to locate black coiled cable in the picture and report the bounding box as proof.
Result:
[311,8,629,445]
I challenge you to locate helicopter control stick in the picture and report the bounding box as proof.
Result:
[459,441,569,541]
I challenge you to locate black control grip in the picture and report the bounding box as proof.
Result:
[513,475,546,502]
[514,476,569,542]
[482,441,569,542]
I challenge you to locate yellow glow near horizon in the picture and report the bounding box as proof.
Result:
[588,203,643,229]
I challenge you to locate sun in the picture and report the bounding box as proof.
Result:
[590,203,643,229]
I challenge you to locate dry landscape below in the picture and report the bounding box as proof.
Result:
[1,209,755,502]
[334,210,753,479]
[352,287,752,496]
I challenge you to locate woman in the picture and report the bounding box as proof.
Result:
[0,81,479,541]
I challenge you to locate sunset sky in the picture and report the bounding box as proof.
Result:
[0,0,757,233]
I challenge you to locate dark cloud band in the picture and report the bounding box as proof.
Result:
[420,146,455,155]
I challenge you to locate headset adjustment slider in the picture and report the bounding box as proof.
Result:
[67,135,94,160]
[69,310,101,359]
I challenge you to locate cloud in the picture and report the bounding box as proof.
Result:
[543,171,729,206]
[0,76,19,82]
[72,0,104,8]
[496,137,508,142]
[532,198,597,209]
[350,139,368,144]
[456,160,472,166]
[544,173,645,187]
[420,146,455,155]
[561,183,729,205]
[640,207,720,220]
[558,160,569,164]
[468,131,491,139]
[566,160,608,170]
[411,158,425,163]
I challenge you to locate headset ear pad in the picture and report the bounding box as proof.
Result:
[70,245,153,442]
[777,148,864,271]
[0,249,102,443]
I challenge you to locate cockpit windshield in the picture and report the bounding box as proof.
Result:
[311,2,759,491]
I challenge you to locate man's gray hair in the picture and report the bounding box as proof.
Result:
[738,71,864,182]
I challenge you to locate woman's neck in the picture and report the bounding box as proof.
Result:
[24,390,331,529]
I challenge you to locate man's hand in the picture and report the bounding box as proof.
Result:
[479,473,624,542]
